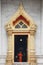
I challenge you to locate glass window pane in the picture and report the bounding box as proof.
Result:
[22,24,27,28]
[15,22,27,28]
[15,24,20,28]
[19,22,23,25]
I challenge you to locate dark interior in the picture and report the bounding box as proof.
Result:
[14,35,28,62]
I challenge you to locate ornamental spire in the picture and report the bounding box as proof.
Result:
[18,2,24,10]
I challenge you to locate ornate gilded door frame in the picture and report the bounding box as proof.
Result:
[5,3,37,65]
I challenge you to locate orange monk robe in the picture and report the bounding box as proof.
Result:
[18,52,23,62]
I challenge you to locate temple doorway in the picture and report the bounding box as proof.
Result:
[14,35,28,62]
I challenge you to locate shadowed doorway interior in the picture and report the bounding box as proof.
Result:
[14,35,28,62]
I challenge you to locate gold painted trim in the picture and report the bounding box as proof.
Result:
[5,3,37,65]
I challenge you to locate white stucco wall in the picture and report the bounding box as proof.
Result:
[0,0,43,65]
[0,0,1,55]
[41,0,43,55]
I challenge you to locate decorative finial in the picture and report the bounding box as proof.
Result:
[18,2,24,10]
[19,2,23,6]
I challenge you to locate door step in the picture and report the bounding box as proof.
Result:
[13,62,29,65]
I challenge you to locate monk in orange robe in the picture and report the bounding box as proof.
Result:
[18,52,23,62]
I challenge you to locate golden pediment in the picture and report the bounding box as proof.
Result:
[5,3,37,32]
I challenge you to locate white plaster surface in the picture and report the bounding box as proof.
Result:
[0,0,43,65]
[41,0,43,55]
[0,0,1,55]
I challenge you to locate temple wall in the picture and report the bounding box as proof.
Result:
[0,0,43,65]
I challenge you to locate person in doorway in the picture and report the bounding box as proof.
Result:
[18,51,23,62]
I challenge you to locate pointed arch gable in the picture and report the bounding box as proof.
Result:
[13,15,30,26]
